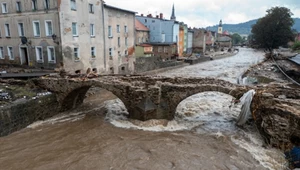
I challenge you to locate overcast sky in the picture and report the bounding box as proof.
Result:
[104,0,300,28]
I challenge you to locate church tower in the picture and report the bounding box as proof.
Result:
[170,4,176,21]
[218,20,223,34]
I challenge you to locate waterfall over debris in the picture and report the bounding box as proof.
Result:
[236,89,256,126]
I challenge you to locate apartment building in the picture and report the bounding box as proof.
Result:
[59,0,105,74]
[0,0,61,69]
[103,4,135,74]
[0,0,137,74]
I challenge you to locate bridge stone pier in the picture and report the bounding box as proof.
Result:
[33,75,300,148]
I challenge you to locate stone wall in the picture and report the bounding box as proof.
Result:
[134,56,185,73]
[0,94,59,137]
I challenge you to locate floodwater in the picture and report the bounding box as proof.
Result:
[0,48,287,170]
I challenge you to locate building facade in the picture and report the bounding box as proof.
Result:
[59,0,105,74]
[136,14,178,44]
[150,42,177,60]
[0,0,62,69]
[192,28,207,54]
[0,0,136,75]
[187,30,194,54]
[135,19,149,45]
[103,4,135,74]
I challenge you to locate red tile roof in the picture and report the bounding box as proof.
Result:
[135,19,149,31]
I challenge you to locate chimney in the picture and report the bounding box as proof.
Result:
[147,14,152,18]
[156,15,159,18]
[160,13,163,19]
[141,14,143,16]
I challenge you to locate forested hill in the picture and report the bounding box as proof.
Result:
[206,18,300,35]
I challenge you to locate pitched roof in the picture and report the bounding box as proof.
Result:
[135,19,149,31]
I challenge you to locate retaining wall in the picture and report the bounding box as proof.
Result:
[0,94,59,136]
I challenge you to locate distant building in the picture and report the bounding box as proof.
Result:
[187,30,194,55]
[135,44,153,58]
[103,4,136,74]
[218,20,223,34]
[136,14,179,44]
[135,19,150,45]
[149,42,177,61]
[135,19,153,58]
[192,28,207,54]
[216,36,232,48]
[179,24,185,57]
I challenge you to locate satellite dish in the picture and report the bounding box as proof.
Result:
[21,37,28,44]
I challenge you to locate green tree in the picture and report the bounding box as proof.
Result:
[251,7,295,51]
[231,33,243,45]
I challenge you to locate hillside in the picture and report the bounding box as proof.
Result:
[206,18,300,35]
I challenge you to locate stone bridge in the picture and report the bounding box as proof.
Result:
[33,75,300,148]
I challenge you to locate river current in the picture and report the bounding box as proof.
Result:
[0,48,287,170]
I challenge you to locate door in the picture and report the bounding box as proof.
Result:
[20,47,29,65]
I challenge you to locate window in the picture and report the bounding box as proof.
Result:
[72,22,78,36]
[33,21,40,37]
[164,47,168,53]
[5,24,10,37]
[109,48,113,56]
[7,47,13,60]
[91,47,95,58]
[118,37,120,47]
[0,47,3,59]
[89,3,94,13]
[18,23,25,37]
[0,29,1,37]
[45,20,53,36]
[70,0,76,10]
[47,46,56,62]
[108,26,112,37]
[125,50,128,55]
[32,0,37,10]
[74,47,79,60]
[2,3,7,13]
[125,37,128,46]
[90,24,95,37]
[35,46,43,62]
[44,0,50,10]
[117,25,120,33]
[145,19,147,23]
[124,26,128,33]
[158,47,162,52]
[16,1,22,12]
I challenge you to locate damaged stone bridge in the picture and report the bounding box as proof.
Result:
[33,75,300,147]
[33,75,252,120]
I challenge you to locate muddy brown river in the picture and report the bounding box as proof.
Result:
[0,48,287,170]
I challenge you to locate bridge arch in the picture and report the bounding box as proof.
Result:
[161,85,249,119]
[59,84,130,113]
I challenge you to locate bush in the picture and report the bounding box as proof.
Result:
[292,41,300,51]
